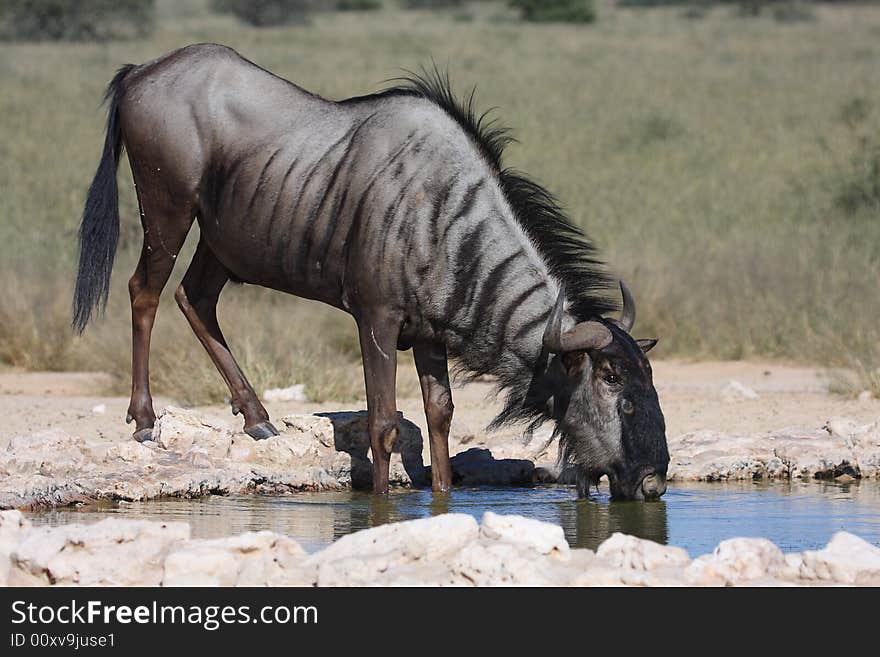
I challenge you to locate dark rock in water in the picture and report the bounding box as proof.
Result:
[534,466,560,484]
[445,448,535,486]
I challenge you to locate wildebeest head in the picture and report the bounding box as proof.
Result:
[541,281,668,500]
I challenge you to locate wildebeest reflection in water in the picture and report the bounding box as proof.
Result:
[324,488,670,550]
[558,498,669,551]
[334,491,670,551]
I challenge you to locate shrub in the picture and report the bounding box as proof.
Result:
[834,137,880,216]
[825,98,880,216]
[680,4,709,19]
[211,0,311,26]
[335,0,382,9]
[617,0,715,6]
[639,113,684,143]
[618,111,685,148]
[771,1,815,21]
[617,0,689,5]
[509,0,596,23]
[619,0,815,14]
[0,0,154,41]
[403,0,463,8]
[838,97,871,130]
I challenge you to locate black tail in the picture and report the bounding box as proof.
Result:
[72,64,136,334]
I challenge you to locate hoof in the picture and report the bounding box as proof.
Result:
[132,427,154,443]
[245,421,279,441]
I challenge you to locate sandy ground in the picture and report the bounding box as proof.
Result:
[1,360,877,456]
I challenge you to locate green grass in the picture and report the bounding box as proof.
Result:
[1,0,879,403]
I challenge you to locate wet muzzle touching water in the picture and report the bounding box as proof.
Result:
[640,473,667,499]
[609,470,668,501]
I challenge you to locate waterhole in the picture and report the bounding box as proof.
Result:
[26,480,880,556]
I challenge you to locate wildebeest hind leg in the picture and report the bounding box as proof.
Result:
[126,202,193,443]
[413,341,453,493]
[174,240,278,440]
[357,309,403,494]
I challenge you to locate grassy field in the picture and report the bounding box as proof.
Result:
[1,0,879,404]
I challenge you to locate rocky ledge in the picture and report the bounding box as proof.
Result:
[1,408,880,509]
[4,406,880,510]
[0,407,534,509]
[667,417,880,482]
[2,509,879,586]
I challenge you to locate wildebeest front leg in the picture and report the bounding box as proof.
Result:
[357,310,402,494]
[413,341,453,493]
[174,240,278,440]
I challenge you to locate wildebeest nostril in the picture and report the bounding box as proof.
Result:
[641,473,667,499]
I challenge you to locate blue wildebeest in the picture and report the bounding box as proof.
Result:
[73,44,669,499]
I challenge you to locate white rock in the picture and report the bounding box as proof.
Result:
[596,532,690,570]
[857,390,873,403]
[799,531,880,584]
[91,404,107,415]
[153,406,233,457]
[9,518,190,586]
[480,511,568,555]
[684,537,785,585]
[4,429,84,466]
[310,513,479,565]
[666,424,867,482]
[2,511,878,586]
[308,514,479,585]
[161,531,311,586]
[0,510,32,586]
[377,561,472,587]
[263,384,307,402]
[450,542,561,586]
[280,414,335,446]
[204,531,308,585]
[780,552,806,580]
[824,417,862,446]
[721,380,760,401]
[163,546,240,586]
[570,566,628,586]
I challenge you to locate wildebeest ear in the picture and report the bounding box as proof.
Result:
[637,338,658,354]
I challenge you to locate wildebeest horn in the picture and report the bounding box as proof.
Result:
[542,288,568,353]
[618,280,636,332]
[543,288,613,353]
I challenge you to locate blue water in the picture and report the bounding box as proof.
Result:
[27,480,880,556]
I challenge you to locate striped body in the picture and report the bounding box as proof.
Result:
[120,44,558,372]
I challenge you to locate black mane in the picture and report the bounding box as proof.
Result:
[377,67,617,321]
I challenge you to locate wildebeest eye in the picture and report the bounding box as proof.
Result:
[603,373,620,386]
[621,398,634,414]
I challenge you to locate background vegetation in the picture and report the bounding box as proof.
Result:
[0,0,878,403]
[0,0,155,41]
